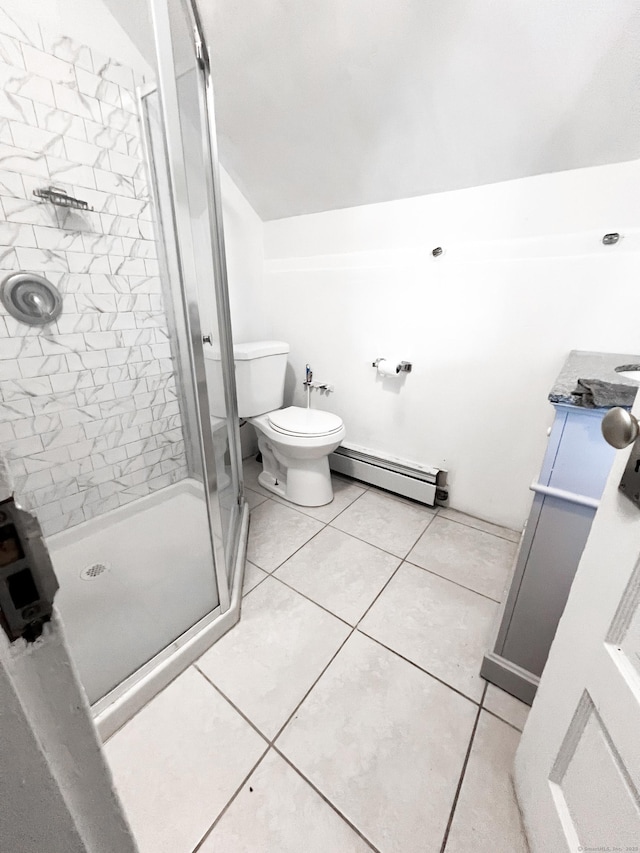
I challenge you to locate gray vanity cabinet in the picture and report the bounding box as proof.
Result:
[481,404,616,704]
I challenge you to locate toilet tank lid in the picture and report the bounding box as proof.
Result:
[233,341,289,360]
[203,341,289,361]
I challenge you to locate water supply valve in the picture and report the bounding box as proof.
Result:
[302,364,334,395]
[0,496,59,643]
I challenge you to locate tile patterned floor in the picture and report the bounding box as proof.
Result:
[105,460,531,853]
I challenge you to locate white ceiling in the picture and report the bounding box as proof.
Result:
[110,0,640,222]
[200,0,640,221]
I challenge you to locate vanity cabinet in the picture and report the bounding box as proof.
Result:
[481,404,617,704]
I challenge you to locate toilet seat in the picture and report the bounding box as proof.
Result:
[267,406,343,438]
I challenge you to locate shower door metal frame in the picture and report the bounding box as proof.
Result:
[91,0,249,738]
[147,0,245,606]
[188,1,245,540]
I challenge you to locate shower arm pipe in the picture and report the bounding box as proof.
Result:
[148,0,230,612]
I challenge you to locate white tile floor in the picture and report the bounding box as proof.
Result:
[105,460,531,853]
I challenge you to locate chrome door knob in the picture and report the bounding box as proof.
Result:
[602,407,640,449]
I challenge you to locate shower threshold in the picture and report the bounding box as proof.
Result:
[48,479,248,740]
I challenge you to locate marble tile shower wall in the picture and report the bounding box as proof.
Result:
[0,13,188,537]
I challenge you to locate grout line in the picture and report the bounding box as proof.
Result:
[272,745,382,853]
[479,705,525,734]
[270,625,357,744]
[355,558,406,627]
[402,557,504,604]
[332,468,519,544]
[326,519,429,562]
[320,483,369,522]
[245,495,269,511]
[437,511,521,544]
[244,482,419,673]
[247,499,330,574]
[190,744,271,853]
[249,479,401,576]
[249,491,425,590]
[328,524,407,561]
[438,682,487,853]
[479,686,528,733]
[247,467,439,563]
[194,665,271,746]
[245,486,272,502]
[269,571,354,628]
[245,485,269,500]
[196,614,356,755]
[404,507,439,553]
[239,568,270,601]
[266,480,367,524]
[357,628,483,708]
[269,518,330,571]
[329,492,438,562]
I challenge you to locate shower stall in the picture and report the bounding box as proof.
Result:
[0,0,247,733]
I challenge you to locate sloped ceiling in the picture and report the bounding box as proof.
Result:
[201,0,640,220]
[109,0,640,221]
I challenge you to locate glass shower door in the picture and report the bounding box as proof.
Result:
[144,0,244,592]
[0,0,244,714]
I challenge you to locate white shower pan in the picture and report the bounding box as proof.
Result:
[49,480,218,706]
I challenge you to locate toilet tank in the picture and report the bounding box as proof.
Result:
[204,340,289,418]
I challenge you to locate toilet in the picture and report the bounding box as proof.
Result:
[204,341,345,507]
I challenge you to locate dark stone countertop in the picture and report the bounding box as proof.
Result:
[549,350,640,408]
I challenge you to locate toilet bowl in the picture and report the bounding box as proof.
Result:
[204,340,345,508]
[250,406,346,506]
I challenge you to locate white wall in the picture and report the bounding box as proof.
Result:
[220,166,266,459]
[220,166,266,343]
[263,159,640,530]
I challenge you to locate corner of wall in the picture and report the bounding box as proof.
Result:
[219,166,267,344]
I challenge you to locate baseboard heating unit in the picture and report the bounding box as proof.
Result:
[329,444,448,507]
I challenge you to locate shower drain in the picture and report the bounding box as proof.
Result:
[80,562,110,581]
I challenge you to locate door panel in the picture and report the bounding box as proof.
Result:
[549,692,640,847]
[514,393,640,851]
[611,561,640,683]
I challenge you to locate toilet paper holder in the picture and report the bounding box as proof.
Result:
[372,358,412,373]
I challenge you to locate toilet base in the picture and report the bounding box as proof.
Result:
[257,455,334,507]
[249,410,345,508]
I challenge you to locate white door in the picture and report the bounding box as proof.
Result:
[514,394,640,850]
